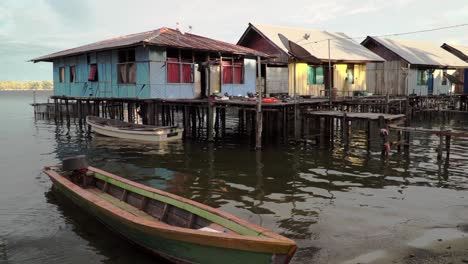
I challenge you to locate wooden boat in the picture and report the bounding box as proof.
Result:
[86,116,183,142]
[43,162,297,264]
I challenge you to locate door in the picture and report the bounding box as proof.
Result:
[427,70,434,95]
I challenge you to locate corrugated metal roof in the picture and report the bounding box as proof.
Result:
[368,37,468,67]
[31,27,267,62]
[250,23,384,62]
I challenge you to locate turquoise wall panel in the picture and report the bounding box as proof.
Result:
[136,46,148,61]
[50,46,257,99]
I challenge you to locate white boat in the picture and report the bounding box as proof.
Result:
[86,116,183,142]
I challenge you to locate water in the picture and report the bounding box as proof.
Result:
[1,91,468,264]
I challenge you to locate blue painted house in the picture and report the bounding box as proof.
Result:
[32,27,266,99]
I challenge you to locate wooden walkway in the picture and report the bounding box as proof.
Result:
[389,125,468,138]
[306,111,405,121]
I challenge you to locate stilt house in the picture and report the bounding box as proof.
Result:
[31,27,267,99]
[362,37,468,96]
[237,23,384,97]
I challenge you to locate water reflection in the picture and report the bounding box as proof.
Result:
[44,188,162,264]
[40,111,468,263]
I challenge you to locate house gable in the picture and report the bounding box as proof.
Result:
[237,24,289,65]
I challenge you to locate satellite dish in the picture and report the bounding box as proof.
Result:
[278,33,291,51]
[278,33,321,63]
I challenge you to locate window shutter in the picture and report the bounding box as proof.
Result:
[316,66,324,85]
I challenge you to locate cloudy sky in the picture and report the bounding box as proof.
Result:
[1,0,468,81]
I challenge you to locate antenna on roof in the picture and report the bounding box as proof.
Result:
[303,33,310,40]
[176,21,185,35]
[187,25,193,33]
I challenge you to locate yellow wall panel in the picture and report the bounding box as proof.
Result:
[288,63,325,96]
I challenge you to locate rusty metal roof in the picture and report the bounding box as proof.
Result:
[31,27,268,62]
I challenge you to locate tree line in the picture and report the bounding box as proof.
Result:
[0,81,53,91]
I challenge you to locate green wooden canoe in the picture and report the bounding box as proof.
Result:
[43,166,297,264]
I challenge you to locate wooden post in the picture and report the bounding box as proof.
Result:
[445,134,451,160]
[343,113,349,147]
[221,107,226,137]
[190,107,196,138]
[53,98,58,123]
[397,130,402,152]
[214,107,220,138]
[65,99,70,123]
[255,56,263,149]
[293,60,299,140]
[366,119,371,151]
[385,94,390,113]
[437,132,444,160]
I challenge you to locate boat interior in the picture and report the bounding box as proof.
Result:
[87,116,177,131]
[61,168,247,236]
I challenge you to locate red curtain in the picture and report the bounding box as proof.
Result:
[182,59,192,83]
[167,58,179,83]
[233,62,243,84]
[222,61,233,84]
[182,65,192,83]
[88,64,98,81]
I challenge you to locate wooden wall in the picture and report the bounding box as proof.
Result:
[333,64,366,95]
[367,61,455,95]
[53,47,151,98]
[265,66,289,95]
[366,61,406,95]
[407,69,454,96]
[288,63,324,96]
[53,46,257,99]
[287,63,367,96]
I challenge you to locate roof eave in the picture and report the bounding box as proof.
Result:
[30,41,149,63]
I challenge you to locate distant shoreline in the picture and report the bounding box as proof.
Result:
[0,89,53,91]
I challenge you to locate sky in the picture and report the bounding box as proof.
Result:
[1,0,468,81]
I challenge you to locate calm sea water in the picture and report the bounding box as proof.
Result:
[1,91,467,264]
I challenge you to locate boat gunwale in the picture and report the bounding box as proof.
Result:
[43,166,297,255]
[86,116,180,132]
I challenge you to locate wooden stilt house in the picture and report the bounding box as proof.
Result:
[237,23,384,97]
[362,37,468,96]
[31,27,267,99]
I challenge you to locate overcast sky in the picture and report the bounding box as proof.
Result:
[1,0,468,81]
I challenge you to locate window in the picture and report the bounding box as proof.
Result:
[59,67,65,83]
[166,49,194,84]
[346,64,354,84]
[88,64,98,82]
[307,66,324,85]
[118,49,136,84]
[417,69,428,85]
[70,66,76,83]
[222,58,244,84]
[442,69,447,85]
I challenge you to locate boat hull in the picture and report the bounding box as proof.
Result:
[91,125,183,142]
[86,116,183,142]
[49,176,292,264]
